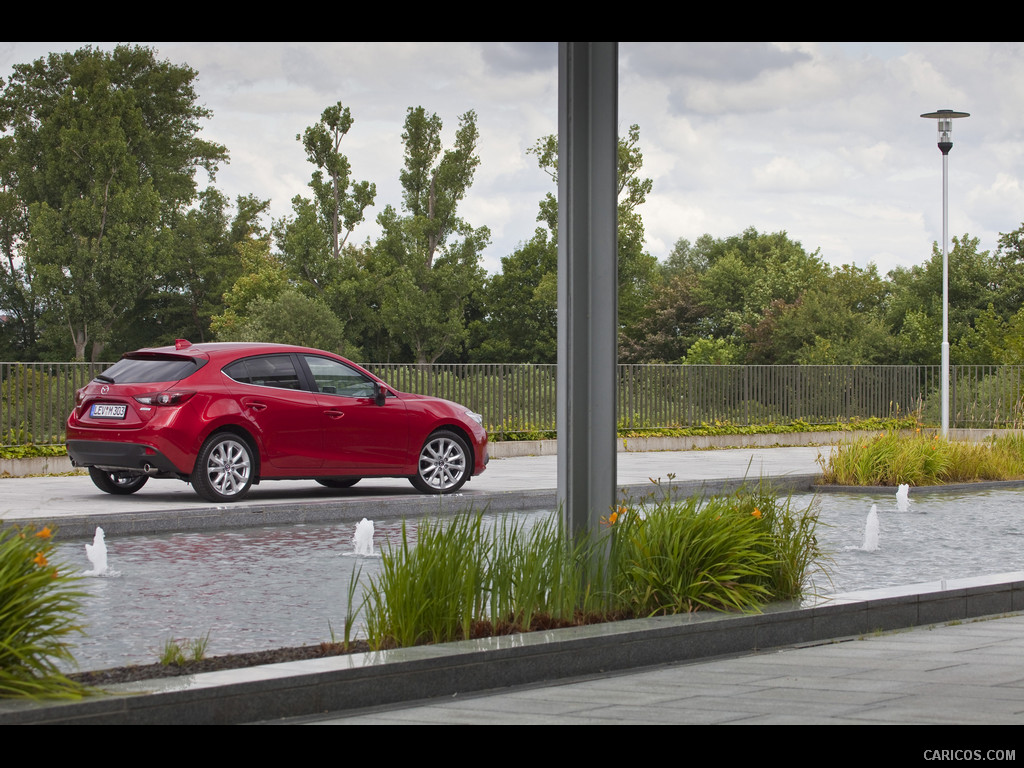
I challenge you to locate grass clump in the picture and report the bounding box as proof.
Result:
[611,483,824,615]
[0,524,87,699]
[159,632,211,666]
[818,431,1024,486]
[358,486,824,650]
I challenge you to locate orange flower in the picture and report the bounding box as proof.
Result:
[602,505,628,527]
[33,551,48,567]
[751,508,762,519]
[34,526,53,539]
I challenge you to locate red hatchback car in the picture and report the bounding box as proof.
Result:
[66,341,488,502]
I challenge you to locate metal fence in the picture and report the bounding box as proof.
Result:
[4,361,1024,447]
[1,362,110,446]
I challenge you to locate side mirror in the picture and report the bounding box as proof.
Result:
[373,382,386,407]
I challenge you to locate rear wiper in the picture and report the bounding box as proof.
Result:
[95,374,115,383]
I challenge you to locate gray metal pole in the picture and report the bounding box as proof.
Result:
[921,108,968,438]
[941,151,950,438]
[557,42,618,552]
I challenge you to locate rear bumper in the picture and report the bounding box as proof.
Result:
[66,440,185,477]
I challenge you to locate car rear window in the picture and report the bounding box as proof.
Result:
[97,355,204,384]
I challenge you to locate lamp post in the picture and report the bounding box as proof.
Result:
[920,109,969,439]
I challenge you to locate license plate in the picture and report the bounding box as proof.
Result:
[90,404,127,419]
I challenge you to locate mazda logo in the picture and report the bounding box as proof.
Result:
[101,385,109,394]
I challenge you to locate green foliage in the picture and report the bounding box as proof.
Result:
[360,510,598,649]
[154,190,269,346]
[682,337,741,365]
[0,524,87,698]
[515,124,659,352]
[0,45,228,361]
[357,488,824,650]
[614,416,919,440]
[953,304,1024,365]
[885,235,999,364]
[371,107,488,363]
[159,632,210,665]
[921,369,1024,428]
[0,442,67,459]
[298,102,376,259]
[619,273,706,363]
[818,431,1024,486]
[210,238,288,340]
[224,289,348,353]
[486,416,918,443]
[363,515,489,648]
[611,495,773,614]
[473,230,558,364]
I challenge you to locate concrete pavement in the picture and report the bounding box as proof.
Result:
[0,446,825,537]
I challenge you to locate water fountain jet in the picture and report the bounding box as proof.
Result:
[84,526,118,576]
[861,504,880,552]
[352,518,375,556]
[895,484,910,511]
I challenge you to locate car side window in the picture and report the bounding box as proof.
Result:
[303,355,375,398]
[223,355,303,390]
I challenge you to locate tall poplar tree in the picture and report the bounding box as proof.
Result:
[373,107,488,363]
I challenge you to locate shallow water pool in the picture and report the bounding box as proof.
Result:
[53,487,1023,672]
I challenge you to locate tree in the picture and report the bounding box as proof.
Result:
[154,191,270,346]
[885,235,998,363]
[526,124,658,328]
[474,229,558,363]
[227,289,347,352]
[296,102,375,260]
[373,107,489,363]
[0,135,39,359]
[0,45,228,360]
[210,238,288,341]
[662,234,716,278]
[672,227,830,355]
[743,263,893,365]
[618,273,706,363]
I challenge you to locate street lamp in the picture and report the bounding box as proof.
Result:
[920,109,969,438]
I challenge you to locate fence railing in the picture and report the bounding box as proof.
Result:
[4,362,1024,447]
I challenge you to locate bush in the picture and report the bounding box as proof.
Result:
[0,525,87,698]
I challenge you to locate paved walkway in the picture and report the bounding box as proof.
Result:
[291,613,1024,725]
[0,446,826,534]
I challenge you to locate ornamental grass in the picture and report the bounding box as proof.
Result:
[818,431,1024,486]
[0,524,87,699]
[358,485,824,650]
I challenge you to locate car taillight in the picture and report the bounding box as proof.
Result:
[134,390,197,406]
[75,388,86,406]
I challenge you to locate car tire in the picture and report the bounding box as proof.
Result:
[88,467,148,495]
[192,433,254,503]
[316,478,360,489]
[409,430,472,494]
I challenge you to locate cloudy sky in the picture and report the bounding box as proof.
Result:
[3,42,1022,276]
